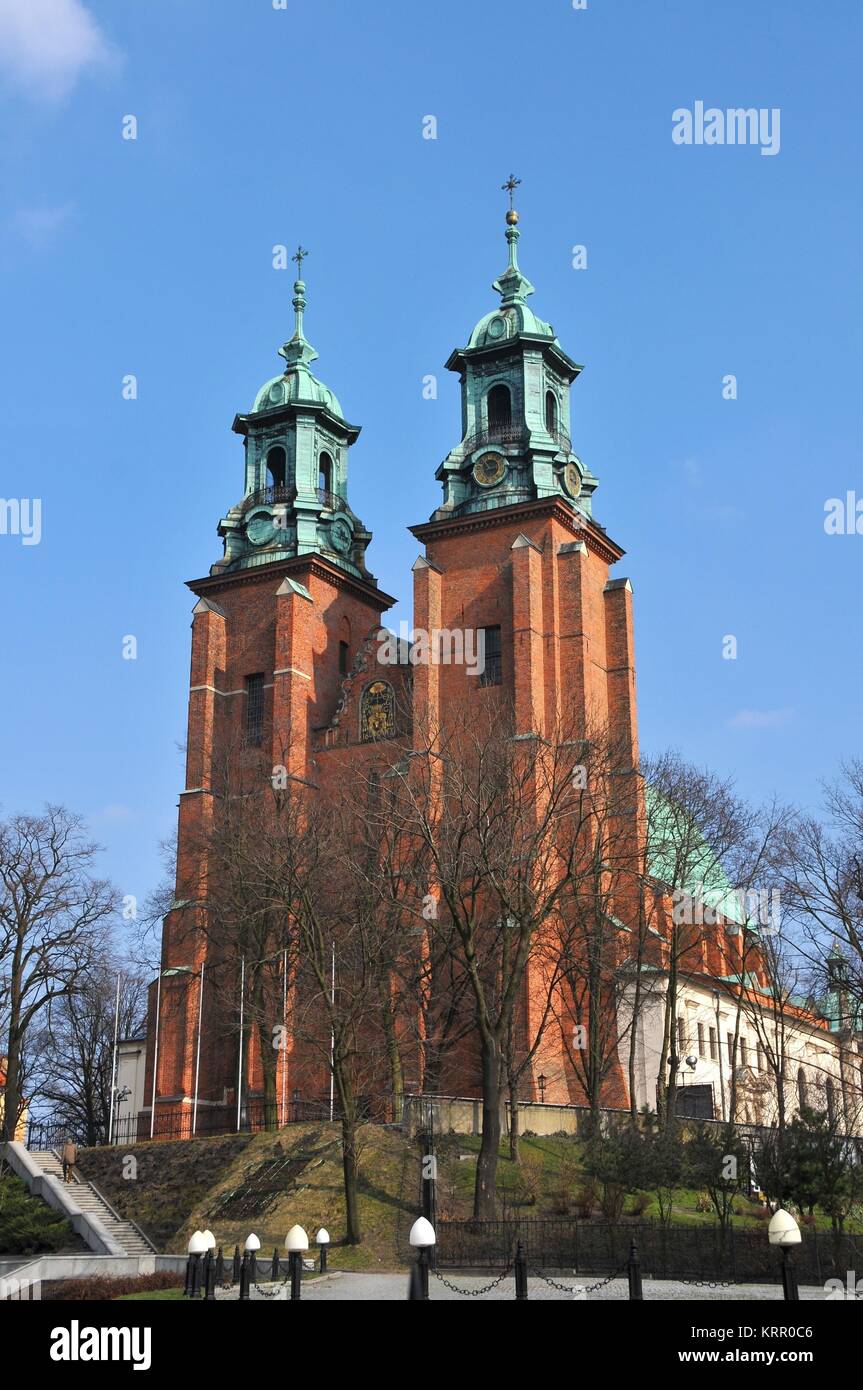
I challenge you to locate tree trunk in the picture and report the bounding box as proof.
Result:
[341,1114,362,1244]
[474,1038,502,1219]
[508,1071,520,1163]
[1,1037,21,1143]
[379,982,403,1123]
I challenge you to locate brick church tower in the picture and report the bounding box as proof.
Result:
[145,201,640,1136]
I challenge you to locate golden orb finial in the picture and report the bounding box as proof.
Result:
[506,208,519,225]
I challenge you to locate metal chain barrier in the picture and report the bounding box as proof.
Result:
[680,1276,737,1290]
[253,1278,290,1299]
[529,1264,625,1296]
[431,1263,513,1298]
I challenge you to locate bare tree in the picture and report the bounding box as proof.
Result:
[371,707,633,1219]
[0,807,116,1141]
[39,962,148,1145]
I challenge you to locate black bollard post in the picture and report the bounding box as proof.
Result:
[239,1250,250,1301]
[232,1245,241,1286]
[290,1251,302,1301]
[319,1244,327,1275]
[628,1239,643,1301]
[200,1249,212,1299]
[183,1252,194,1298]
[781,1248,799,1302]
[215,1246,225,1286]
[408,1261,424,1300]
[250,1250,258,1286]
[514,1241,528,1300]
[417,1244,431,1300]
[190,1252,203,1299]
[205,1252,217,1301]
[271,1248,280,1281]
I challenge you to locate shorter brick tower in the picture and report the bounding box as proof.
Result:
[145,256,396,1135]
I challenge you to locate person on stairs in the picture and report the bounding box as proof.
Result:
[61,1138,78,1183]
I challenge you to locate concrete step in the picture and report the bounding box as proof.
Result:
[25,1149,156,1256]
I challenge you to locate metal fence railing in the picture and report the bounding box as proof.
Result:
[25,1096,375,1152]
[433,1218,863,1285]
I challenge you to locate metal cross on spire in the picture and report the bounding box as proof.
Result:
[292,244,308,278]
[501,174,521,211]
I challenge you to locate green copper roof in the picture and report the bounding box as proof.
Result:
[466,218,558,351]
[250,269,345,420]
[645,784,740,917]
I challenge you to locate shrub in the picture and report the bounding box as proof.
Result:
[42,1271,184,1301]
[513,1154,543,1206]
[0,1175,79,1255]
[629,1192,651,1218]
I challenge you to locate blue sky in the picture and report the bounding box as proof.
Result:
[0,0,860,918]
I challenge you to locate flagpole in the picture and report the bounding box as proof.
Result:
[150,969,162,1140]
[236,958,245,1131]
[108,971,121,1145]
[329,941,335,1123]
[192,962,204,1136]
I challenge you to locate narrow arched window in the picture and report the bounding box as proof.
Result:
[266,446,286,491]
[545,390,557,434]
[318,451,333,498]
[487,384,511,436]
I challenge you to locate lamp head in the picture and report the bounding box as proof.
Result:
[188,1230,207,1255]
[316,1228,330,1246]
[244,1233,261,1252]
[285,1224,310,1253]
[768,1209,802,1247]
[409,1216,436,1248]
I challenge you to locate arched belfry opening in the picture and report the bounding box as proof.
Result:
[545,389,557,434]
[318,450,333,498]
[266,446,286,491]
[487,383,512,436]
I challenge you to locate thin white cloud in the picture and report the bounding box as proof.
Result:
[0,0,117,101]
[93,803,134,826]
[728,707,794,730]
[9,201,76,247]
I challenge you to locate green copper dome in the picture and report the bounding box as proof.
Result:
[467,300,557,351]
[251,367,344,419]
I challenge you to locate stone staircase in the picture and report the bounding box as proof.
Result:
[28,1151,156,1257]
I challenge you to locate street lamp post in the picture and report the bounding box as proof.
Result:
[537,1074,547,1104]
[186,1230,206,1298]
[768,1209,801,1301]
[316,1227,330,1275]
[408,1217,435,1300]
[240,1233,260,1301]
[201,1229,216,1301]
[285,1225,309,1301]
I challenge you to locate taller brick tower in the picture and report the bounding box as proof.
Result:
[409,190,639,1104]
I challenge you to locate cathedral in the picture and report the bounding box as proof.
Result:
[144,195,848,1141]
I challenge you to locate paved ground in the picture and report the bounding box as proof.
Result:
[217,1272,833,1301]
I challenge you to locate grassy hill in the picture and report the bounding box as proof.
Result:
[79,1123,418,1270]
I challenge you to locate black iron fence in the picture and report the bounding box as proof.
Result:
[25,1096,371,1152]
[434,1218,863,1286]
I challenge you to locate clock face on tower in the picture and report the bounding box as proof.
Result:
[562,461,582,499]
[330,518,352,554]
[473,452,507,487]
